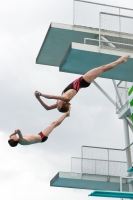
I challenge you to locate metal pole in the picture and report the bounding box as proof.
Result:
[120,177,123,200]
[93,81,133,129]
[93,81,120,109]
[119,8,121,34]
[81,146,83,179]
[73,0,75,25]
[99,13,101,52]
[101,36,116,48]
[128,120,133,132]
[75,0,133,11]
[125,82,127,103]
[120,176,122,191]
[71,157,72,172]
[123,118,132,168]
[123,118,133,192]
[95,160,96,174]
[108,149,109,179]
[112,80,123,107]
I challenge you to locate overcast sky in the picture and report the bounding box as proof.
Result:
[1,0,133,200]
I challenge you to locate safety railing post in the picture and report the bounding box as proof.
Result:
[108,149,109,177]
[99,12,101,52]
[119,8,121,34]
[71,157,72,173]
[81,146,83,179]
[73,0,75,25]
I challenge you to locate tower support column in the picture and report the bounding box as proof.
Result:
[123,118,133,192]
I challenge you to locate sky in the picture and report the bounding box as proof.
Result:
[0,0,133,200]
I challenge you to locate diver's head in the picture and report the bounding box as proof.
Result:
[57,100,71,113]
[8,134,19,147]
[8,139,19,147]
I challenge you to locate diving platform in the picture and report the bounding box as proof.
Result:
[36,22,133,82]
[50,172,129,191]
[36,22,100,67]
[89,190,133,198]
[59,42,133,82]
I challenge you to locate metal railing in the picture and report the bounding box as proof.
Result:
[72,157,127,176]
[99,12,133,35]
[71,143,133,177]
[74,1,133,52]
[73,0,133,28]
[84,37,133,52]
[84,38,133,48]
[84,12,133,52]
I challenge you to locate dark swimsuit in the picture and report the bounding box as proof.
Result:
[62,76,91,93]
[38,132,48,142]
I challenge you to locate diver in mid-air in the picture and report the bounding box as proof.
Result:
[35,55,130,112]
[8,108,70,147]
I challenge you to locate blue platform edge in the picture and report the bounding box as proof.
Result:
[127,167,133,172]
[88,190,133,198]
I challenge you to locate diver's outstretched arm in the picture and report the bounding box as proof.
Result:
[41,108,71,137]
[35,91,70,102]
[52,108,70,128]
[34,91,57,110]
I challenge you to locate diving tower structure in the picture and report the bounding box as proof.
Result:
[50,144,133,192]
[36,0,133,196]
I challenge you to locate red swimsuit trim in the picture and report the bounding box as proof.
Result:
[72,77,83,92]
[38,132,48,142]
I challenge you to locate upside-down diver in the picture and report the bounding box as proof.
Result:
[8,109,70,147]
[35,55,130,112]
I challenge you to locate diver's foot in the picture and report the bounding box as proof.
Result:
[121,55,130,63]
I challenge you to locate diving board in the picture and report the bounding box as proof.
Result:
[59,42,133,82]
[89,190,133,198]
[36,22,99,67]
[36,22,133,82]
[50,172,129,191]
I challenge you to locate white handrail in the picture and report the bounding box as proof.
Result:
[74,0,133,11]
[84,38,133,48]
